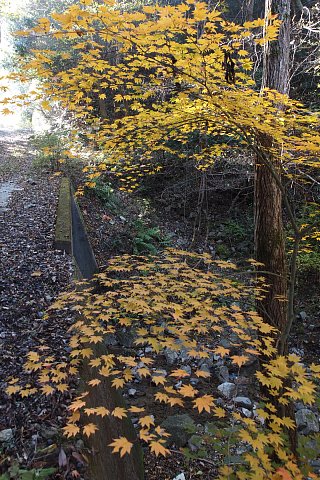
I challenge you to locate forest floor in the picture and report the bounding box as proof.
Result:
[0,130,83,479]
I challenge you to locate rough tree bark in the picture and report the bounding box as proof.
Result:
[255,0,291,341]
[244,0,255,21]
[255,0,298,455]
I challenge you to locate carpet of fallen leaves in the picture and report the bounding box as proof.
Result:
[0,129,86,479]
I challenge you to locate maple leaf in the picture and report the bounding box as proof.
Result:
[31,270,43,277]
[41,385,55,396]
[193,395,214,413]
[83,423,98,437]
[155,426,170,437]
[69,399,86,411]
[112,407,127,419]
[273,468,293,480]
[95,407,110,417]
[129,406,145,413]
[6,385,21,395]
[213,406,226,418]
[194,369,210,378]
[88,378,101,387]
[139,416,155,428]
[169,369,190,378]
[213,346,230,357]
[179,384,198,398]
[155,392,169,403]
[109,437,133,457]
[167,397,184,407]
[139,429,155,442]
[152,375,166,385]
[56,383,68,393]
[231,355,249,367]
[63,423,80,438]
[112,378,125,389]
[149,440,170,457]
[137,367,151,377]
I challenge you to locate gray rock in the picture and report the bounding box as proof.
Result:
[40,426,59,440]
[128,389,137,396]
[161,414,196,447]
[241,408,252,418]
[188,434,202,452]
[76,439,84,450]
[181,365,192,375]
[104,334,118,346]
[199,355,214,369]
[219,338,231,349]
[0,429,13,443]
[216,365,230,382]
[173,474,186,480]
[296,409,319,435]
[190,377,199,386]
[198,363,210,376]
[241,357,259,376]
[217,382,236,399]
[299,311,308,321]
[234,397,252,409]
[310,459,320,471]
[116,328,136,348]
[164,348,179,365]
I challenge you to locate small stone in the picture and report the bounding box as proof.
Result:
[76,440,84,450]
[104,334,118,346]
[198,363,210,375]
[173,474,186,480]
[190,377,199,386]
[164,348,179,365]
[0,429,13,443]
[299,311,307,320]
[128,389,137,396]
[217,382,236,399]
[116,328,136,348]
[296,409,319,435]
[188,434,202,452]
[181,365,192,375]
[234,397,252,409]
[41,426,59,440]
[241,408,252,418]
[216,365,230,382]
[199,355,214,369]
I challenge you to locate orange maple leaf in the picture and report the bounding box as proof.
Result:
[109,437,133,457]
[193,394,215,413]
[149,440,170,457]
[83,423,98,437]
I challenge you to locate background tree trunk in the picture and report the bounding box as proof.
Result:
[255,0,291,336]
[245,0,255,21]
[255,0,298,456]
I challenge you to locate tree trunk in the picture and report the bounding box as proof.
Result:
[255,0,298,456]
[255,0,291,336]
[244,0,255,21]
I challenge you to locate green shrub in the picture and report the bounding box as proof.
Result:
[91,180,121,213]
[30,132,65,172]
[132,219,170,254]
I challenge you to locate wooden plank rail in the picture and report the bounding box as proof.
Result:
[54,176,144,480]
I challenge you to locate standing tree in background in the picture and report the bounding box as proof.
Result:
[255,0,291,352]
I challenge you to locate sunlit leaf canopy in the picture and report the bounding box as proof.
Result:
[3,0,320,192]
